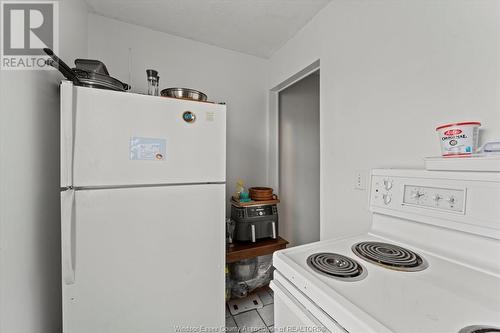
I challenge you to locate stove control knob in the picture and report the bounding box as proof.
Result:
[383,193,392,205]
[432,194,442,202]
[446,196,456,204]
[383,179,393,191]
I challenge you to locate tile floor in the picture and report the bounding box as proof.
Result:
[226,288,274,332]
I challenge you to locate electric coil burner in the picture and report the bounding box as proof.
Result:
[306,253,367,281]
[352,241,428,272]
[458,326,500,333]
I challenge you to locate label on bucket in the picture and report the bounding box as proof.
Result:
[437,124,479,156]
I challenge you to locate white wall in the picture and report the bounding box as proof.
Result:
[0,1,89,332]
[279,72,320,246]
[87,14,269,212]
[268,0,500,239]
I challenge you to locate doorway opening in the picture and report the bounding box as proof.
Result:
[275,68,320,247]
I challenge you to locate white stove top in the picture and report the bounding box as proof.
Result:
[274,233,500,333]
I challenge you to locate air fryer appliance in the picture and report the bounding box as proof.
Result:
[231,203,278,242]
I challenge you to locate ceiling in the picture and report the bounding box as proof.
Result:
[85,0,331,58]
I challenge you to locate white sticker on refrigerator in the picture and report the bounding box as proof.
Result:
[206,112,216,121]
[129,137,166,161]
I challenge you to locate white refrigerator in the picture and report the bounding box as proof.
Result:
[60,81,226,333]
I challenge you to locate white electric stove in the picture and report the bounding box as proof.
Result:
[271,169,500,333]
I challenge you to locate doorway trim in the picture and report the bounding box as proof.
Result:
[267,59,320,195]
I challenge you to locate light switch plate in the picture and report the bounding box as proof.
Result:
[355,170,367,190]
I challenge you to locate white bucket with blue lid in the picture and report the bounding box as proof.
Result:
[436,122,481,156]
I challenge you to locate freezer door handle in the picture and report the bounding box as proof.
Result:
[61,190,75,285]
[60,81,73,188]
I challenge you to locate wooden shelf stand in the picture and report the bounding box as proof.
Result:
[226,237,289,263]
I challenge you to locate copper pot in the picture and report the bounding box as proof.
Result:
[249,187,275,201]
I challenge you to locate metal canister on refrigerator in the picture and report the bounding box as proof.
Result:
[146,69,159,96]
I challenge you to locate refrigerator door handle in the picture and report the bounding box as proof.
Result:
[61,190,76,285]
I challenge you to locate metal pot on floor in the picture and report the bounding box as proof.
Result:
[231,258,257,282]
